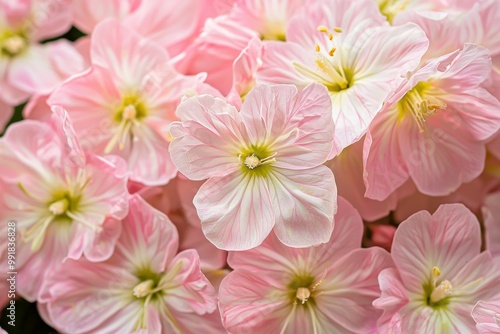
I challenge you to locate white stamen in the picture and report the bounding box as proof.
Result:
[244,154,260,169]
[49,198,69,216]
[430,280,454,303]
[3,36,26,55]
[122,105,137,120]
[133,279,155,298]
[296,287,311,304]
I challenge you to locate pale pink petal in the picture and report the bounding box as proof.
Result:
[269,166,336,248]
[48,66,121,151]
[114,195,178,273]
[328,138,398,221]
[124,0,207,57]
[364,110,410,202]
[72,0,140,33]
[472,300,500,334]
[392,204,481,294]
[30,0,73,41]
[373,268,409,332]
[317,247,393,333]
[124,124,177,186]
[91,19,169,89]
[399,111,485,196]
[195,171,275,250]
[169,95,248,180]
[162,249,217,315]
[219,269,289,334]
[178,16,259,95]
[241,83,335,167]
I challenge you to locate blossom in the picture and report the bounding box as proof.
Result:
[49,19,206,186]
[0,0,77,105]
[364,44,500,200]
[258,0,429,150]
[169,82,337,250]
[0,107,129,301]
[472,300,500,333]
[373,204,500,333]
[39,195,221,333]
[219,197,393,333]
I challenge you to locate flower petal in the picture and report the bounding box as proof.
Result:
[269,166,336,248]
[195,171,275,251]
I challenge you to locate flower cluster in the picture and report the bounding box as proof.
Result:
[0,0,499,333]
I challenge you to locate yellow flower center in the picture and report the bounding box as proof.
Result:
[398,81,447,132]
[293,26,352,92]
[238,144,277,176]
[0,31,28,57]
[106,94,148,153]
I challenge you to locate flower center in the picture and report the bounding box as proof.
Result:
[0,32,28,57]
[287,273,325,306]
[293,26,352,92]
[423,266,454,309]
[398,81,447,132]
[238,145,277,176]
[106,94,147,153]
[132,264,183,332]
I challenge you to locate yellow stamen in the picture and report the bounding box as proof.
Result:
[328,47,336,57]
[315,44,320,52]
[333,27,343,33]
[317,25,329,33]
[328,33,333,40]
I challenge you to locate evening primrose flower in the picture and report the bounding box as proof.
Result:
[258,0,429,151]
[0,107,129,301]
[219,198,393,333]
[373,204,500,333]
[38,195,220,333]
[169,83,337,250]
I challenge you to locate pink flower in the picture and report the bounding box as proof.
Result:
[0,0,76,105]
[0,107,129,301]
[49,19,206,186]
[364,44,500,200]
[373,204,500,333]
[483,192,500,259]
[472,300,500,334]
[169,83,337,250]
[219,197,393,333]
[257,0,429,150]
[39,195,221,334]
